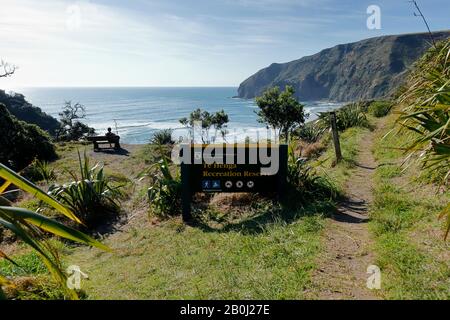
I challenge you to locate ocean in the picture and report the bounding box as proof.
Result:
[14,87,342,144]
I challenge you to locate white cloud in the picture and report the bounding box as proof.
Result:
[0,0,352,87]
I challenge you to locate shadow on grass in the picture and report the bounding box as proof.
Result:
[190,188,340,235]
[95,147,130,156]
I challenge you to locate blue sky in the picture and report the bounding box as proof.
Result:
[1,0,449,87]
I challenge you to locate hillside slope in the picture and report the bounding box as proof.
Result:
[0,90,60,135]
[238,31,450,101]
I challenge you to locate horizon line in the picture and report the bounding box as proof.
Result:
[6,85,240,89]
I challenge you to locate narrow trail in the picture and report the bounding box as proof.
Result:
[311,129,379,300]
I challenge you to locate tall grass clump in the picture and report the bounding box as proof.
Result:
[49,151,123,228]
[317,102,370,131]
[294,123,325,143]
[22,159,56,183]
[286,145,339,203]
[369,101,393,117]
[150,129,174,145]
[140,152,182,217]
[396,38,450,237]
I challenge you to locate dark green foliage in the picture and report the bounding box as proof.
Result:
[397,38,450,182]
[286,146,339,203]
[317,102,370,132]
[48,151,122,228]
[180,108,229,142]
[0,252,47,277]
[294,123,325,143]
[0,104,57,170]
[211,109,229,141]
[150,129,174,145]
[22,159,56,183]
[56,102,95,141]
[142,154,182,217]
[369,101,392,117]
[255,85,306,139]
[396,39,450,238]
[0,90,60,135]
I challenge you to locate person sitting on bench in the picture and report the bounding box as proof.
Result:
[105,127,116,138]
[105,128,120,149]
[87,128,120,151]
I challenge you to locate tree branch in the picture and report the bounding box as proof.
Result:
[410,0,436,48]
[0,60,17,78]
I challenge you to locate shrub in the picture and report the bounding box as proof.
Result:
[294,123,325,143]
[317,102,370,131]
[142,155,182,217]
[0,90,60,135]
[22,159,56,183]
[255,85,306,140]
[397,39,450,182]
[0,103,57,171]
[150,129,174,145]
[180,109,229,143]
[287,146,339,202]
[48,151,123,228]
[369,101,392,117]
[396,38,450,238]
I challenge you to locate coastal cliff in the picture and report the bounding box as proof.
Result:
[237,31,450,101]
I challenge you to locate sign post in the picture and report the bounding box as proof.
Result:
[180,144,288,222]
[329,111,342,163]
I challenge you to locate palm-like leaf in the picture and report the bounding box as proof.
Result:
[0,161,110,299]
[397,38,450,239]
[0,163,81,223]
[48,151,122,227]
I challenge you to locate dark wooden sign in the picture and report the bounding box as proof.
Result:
[180,144,287,221]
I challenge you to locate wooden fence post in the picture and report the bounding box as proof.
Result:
[330,111,342,163]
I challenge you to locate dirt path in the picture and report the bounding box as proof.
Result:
[311,129,379,300]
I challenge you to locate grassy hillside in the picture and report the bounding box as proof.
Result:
[1,108,448,299]
[370,112,449,299]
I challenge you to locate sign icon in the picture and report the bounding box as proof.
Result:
[236,181,244,188]
[202,180,211,189]
[212,180,221,189]
[225,181,233,188]
[194,152,202,160]
[247,181,255,188]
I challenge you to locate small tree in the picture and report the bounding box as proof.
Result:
[211,109,229,142]
[255,85,306,141]
[56,101,95,141]
[180,108,229,143]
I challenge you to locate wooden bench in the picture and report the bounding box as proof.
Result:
[87,135,121,151]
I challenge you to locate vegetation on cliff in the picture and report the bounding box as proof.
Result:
[238,31,450,102]
[0,90,60,136]
[0,104,56,171]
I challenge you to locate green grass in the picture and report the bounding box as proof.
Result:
[66,209,326,299]
[314,127,370,191]
[9,117,448,300]
[0,251,47,277]
[61,127,356,299]
[370,114,450,299]
[368,101,392,118]
[0,250,68,300]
